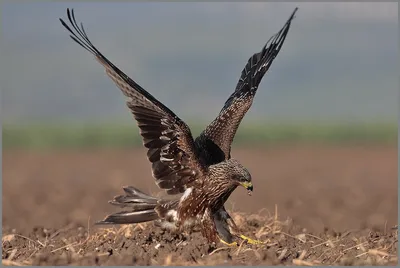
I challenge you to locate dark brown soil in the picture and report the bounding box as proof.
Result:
[2,145,398,265]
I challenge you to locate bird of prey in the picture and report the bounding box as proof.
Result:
[60,7,297,246]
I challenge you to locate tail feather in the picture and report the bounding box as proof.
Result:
[96,210,159,225]
[122,186,158,202]
[108,186,158,209]
[108,199,156,210]
[108,194,158,208]
[96,186,163,225]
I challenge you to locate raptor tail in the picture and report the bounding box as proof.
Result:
[95,186,160,225]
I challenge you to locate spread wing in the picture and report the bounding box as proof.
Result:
[200,8,298,159]
[60,9,205,195]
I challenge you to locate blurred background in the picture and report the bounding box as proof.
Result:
[2,2,398,233]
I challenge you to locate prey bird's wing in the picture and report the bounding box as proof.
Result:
[60,9,205,195]
[201,8,298,159]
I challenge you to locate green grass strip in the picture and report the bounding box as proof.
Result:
[2,122,397,149]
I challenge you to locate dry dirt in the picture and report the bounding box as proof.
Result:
[2,144,398,265]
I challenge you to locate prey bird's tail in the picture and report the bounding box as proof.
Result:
[96,186,161,225]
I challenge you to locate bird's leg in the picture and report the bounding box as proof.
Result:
[218,236,238,247]
[238,234,266,245]
[222,208,267,245]
[213,207,267,246]
[201,208,221,244]
[213,207,239,246]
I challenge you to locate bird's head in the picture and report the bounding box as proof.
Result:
[225,159,253,195]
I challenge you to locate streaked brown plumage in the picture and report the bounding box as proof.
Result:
[59,7,297,244]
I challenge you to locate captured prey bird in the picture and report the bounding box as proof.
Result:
[60,7,298,246]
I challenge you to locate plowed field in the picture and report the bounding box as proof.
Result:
[2,145,398,265]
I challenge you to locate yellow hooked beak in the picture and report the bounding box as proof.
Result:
[240,181,253,195]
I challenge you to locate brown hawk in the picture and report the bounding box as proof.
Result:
[60,7,297,245]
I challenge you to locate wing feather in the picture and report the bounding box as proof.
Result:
[60,9,205,195]
[200,8,298,160]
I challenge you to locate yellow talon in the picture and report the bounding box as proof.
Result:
[219,238,238,247]
[239,234,266,245]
